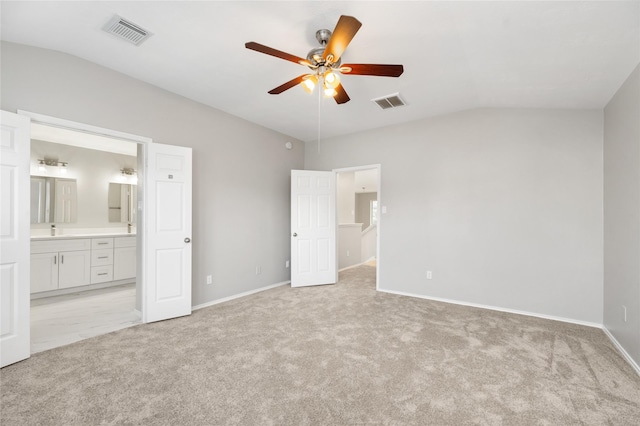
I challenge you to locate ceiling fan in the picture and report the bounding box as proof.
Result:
[245,15,404,105]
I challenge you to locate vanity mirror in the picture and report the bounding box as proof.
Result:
[108,183,137,223]
[30,176,78,224]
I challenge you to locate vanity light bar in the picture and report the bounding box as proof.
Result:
[38,159,69,169]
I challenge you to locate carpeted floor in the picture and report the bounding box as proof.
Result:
[2,265,639,425]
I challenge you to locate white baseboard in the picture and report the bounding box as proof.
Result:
[339,257,376,272]
[377,288,602,329]
[602,327,640,376]
[192,281,290,311]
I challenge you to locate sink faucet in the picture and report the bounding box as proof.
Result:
[127,223,132,234]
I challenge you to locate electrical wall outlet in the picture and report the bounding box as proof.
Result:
[426,270,433,280]
[206,275,212,285]
[347,250,350,257]
[255,266,261,275]
[285,260,290,268]
[623,305,627,323]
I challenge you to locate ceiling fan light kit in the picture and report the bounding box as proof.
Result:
[245,15,404,104]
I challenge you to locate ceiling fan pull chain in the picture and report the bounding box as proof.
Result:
[317,84,322,153]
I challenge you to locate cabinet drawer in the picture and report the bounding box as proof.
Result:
[92,238,114,250]
[91,248,114,266]
[114,236,136,248]
[91,266,113,284]
[31,239,91,254]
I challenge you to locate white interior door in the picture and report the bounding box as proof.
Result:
[1,111,31,367]
[291,170,337,287]
[143,143,192,323]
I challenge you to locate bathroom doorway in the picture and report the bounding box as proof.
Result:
[28,122,142,353]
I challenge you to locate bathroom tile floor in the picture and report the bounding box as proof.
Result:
[30,283,141,354]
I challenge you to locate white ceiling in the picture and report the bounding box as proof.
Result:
[2,1,639,142]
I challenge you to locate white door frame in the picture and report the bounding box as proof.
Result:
[332,164,382,291]
[17,110,152,322]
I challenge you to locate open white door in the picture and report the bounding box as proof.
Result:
[291,170,337,287]
[143,143,192,323]
[1,111,31,367]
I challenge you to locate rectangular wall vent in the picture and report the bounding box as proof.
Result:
[372,93,407,110]
[103,15,152,46]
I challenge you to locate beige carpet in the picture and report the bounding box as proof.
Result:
[2,265,639,425]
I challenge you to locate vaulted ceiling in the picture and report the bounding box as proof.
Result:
[2,1,639,142]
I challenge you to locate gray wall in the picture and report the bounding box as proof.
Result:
[356,192,377,229]
[30,140,137,231]
[337,171,355,223]
[306,108,604,324]
[2,41,304,306]
[604,63,640,367]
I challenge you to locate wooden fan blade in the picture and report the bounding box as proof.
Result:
[341,64,404,77]
[323,15,362,63]
[245,42,310,66]
[268,75,308,95]
[334,84,350,104]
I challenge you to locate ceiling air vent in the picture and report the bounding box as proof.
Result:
[103,15,152,46]
[372,93,406,110]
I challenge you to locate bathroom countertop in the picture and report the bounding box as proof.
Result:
[31,233,136,241]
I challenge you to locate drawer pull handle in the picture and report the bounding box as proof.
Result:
[97,242,109,245]
[98,273,108,276]
[54,255,57,265]
[98,256,109,259]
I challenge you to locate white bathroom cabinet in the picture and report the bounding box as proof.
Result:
[30,235,136,295]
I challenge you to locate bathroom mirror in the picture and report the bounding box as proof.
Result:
[108,183,137,223]
[30,176,78,224]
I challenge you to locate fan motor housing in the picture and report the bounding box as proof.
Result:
[306,29,341,68]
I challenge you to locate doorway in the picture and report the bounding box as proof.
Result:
[1,109,193,367]
[334,164,381,290]
[26,119,145,353]
[30,123,141,354]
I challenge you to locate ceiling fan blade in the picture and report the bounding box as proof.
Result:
[323,15,362,63]
[341,64,404,77]
[334,84,350,104]
[245,42,310,66]
[268,75,308,95]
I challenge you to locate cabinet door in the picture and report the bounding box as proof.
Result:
[114,247,136,281]
[58,250,91,289]
[30,253,59,293]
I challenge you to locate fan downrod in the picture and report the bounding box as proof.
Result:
[307,29,341,68]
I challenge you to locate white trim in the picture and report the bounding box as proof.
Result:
[361,224,376,236]
[333,164,382,292]
[378,288,603,329]
[602,327,640,376]
[17,110,152,145]
[339,257,375,272]
[192,281,290,311]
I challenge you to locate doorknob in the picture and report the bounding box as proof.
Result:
[184,237,191,243]
[292,233,297,237]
